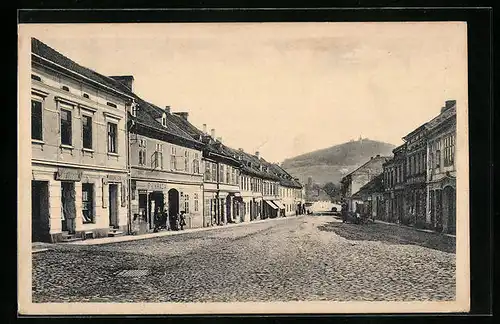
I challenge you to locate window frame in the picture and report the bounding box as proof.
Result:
[107,122,118,154]
[82,183,95,224]
[31,97,44,141]
[60,107,73,147]
[81,114,93,150]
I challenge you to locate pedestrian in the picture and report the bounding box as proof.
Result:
[179,211,187,231]
[341,200,348,223]
[163,207,170,231]
[171,212,179,231]
[153,206,161,232]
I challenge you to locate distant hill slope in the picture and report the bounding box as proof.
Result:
[281,138,396,185]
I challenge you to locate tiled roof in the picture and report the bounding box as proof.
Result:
[31,38,131,98]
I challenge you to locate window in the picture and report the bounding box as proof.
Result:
[205,162,211,181]
[139,149,146,166]
[194,193,199,212]
[212,164,217,182]
[170,146,177,170]
[82,115,92,149]
[162,113,167,127]
[184,194,190,213]
[62,85,70,92]
[31,74,42,82]
[219,165,225,183]
[155,143,163,169]
[444,134,455,166]
[131,103,138,117]
[107,122,117,153]
[226,166,231,184]
[60,109,72,145]
[193,153,200,174]
[184,151,189,171]
[31,99,43,140]
[83,93,90,99]
[82,183,94,223]
[435,150,441,169]
[106,102,117,108]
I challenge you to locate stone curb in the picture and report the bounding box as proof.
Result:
[61,215,305,246]
[374,220,456,238]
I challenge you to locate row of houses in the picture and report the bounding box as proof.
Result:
[340,100,457,235]
[30,38,305,243]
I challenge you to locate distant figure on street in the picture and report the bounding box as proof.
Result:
[163,207,170,231]
[341,200,348,223]
[153,206,162,232]
[179,211,187,230]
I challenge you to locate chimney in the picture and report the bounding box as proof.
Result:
[202,124,207,134]
[173,112,189,121]
[255,151,260,158]
[164,106,171,114]
[109,75,134,92]
[210,128,215,138]
[445,100,456,109]
[238,148,244,152]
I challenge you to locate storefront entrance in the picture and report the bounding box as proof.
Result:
[61,181,76,234]
[168,188,179,220]
[108,184,119,228]
[443,186,456,235]
[32,181,50,242]
[149,191,165,230]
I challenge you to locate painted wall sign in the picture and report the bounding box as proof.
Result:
[136,181,168,191]
[55,168,82,181]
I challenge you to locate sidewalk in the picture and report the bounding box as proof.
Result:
[59,215,304,246]
[374,219,456,238]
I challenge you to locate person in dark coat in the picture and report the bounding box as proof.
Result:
[341,200,348,223]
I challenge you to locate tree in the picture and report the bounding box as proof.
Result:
[323,182,342,202]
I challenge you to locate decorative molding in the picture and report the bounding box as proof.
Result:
[103,111,122,120]
[55,96,78,107]
[31,88,50,98]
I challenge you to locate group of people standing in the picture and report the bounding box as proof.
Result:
[153,206,187,233]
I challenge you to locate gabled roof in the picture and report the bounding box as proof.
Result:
[426,104,456,131]
[402,123,428,141]
[342,155,391,181]
[31,38,132,99]
[351,173,384,199]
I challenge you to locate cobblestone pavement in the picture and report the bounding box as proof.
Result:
[32,215,455,303]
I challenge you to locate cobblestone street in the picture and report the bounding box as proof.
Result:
[32,215,455,303]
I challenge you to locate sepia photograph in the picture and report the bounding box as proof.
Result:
[18,21,469,314]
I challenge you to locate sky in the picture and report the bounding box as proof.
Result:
[22,22,468,163]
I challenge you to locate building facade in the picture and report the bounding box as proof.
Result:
[426,100,457,234]
[403,124,428,227]
[340,155,390,214]
[31,38,134,242]
[382,144,407,223]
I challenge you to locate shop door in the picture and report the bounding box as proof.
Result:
[61,182,76,233]
[149,191,165,229]
[168,189,179,221]
[444,186,456,235]
[109,184,118,228]
[32,181,50,242]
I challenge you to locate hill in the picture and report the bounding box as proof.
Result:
[281,138,396,186]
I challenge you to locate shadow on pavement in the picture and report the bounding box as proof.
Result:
[317,221,455,253]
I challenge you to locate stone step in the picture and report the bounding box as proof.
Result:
[108,230,125,237]
[60,237,83,243]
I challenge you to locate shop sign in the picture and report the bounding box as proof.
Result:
[107,175,123,182]
[136,181,168,191]
[55,168,82,181]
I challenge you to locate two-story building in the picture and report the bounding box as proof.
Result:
[30,38,134,242]
[403,124,428,227]
[270,164,303,217]
[340,155,390,214]
[382,143,407,223]
[426,100,457,234]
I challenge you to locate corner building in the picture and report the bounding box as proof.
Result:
[30,38,133,242]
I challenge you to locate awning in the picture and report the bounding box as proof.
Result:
[272,200,286,210]
[264,200,279,210]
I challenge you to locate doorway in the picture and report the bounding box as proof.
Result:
[149,191,165,230]
[109,184,118,228]
[61,181,76,233]
[168,188,179,220]
[443,186,456,235]
[32,181,50,242]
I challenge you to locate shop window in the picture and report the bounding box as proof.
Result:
[82,115,93,149]
[31,99,43,141]
[60,109,72,146]
[82,183,94,223]
[194,193,199,212]
[107,122,117,153]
